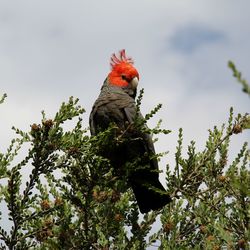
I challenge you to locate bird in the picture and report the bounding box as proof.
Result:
[89,49,172,213]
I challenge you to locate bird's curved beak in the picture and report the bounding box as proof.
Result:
[131,77,139,89]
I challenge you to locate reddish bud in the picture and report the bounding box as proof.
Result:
[41,200,50,210]
[31,123,40,132]
[238,239,246,248]
[98,191,108,202]
[217,175,227,182]
[232,124,242,134]
[212,245,220,250]
[68,147,79,156]
[44,219,53,227]
[54,197,63,206]
[111,190,121,202]
[92,190,108,202]
[207,235,215,241]
[163,221,174,233]
[92,190,98,200]
[36,228,53,242]
[199,225,207,234]
[114,213,123,222]
[43,119,54,128]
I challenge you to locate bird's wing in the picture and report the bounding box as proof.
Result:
[123,105,159,172]
[89,92,133,135]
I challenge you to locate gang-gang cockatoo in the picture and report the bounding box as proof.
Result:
[89,49,171,213]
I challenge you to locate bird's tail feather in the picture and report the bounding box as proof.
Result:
[130,179,172,213]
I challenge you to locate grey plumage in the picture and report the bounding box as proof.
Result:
[90,76,171,213]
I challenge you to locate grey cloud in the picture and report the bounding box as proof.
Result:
[169,24,225,54]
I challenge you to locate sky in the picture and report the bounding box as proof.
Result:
[0,0,249,247]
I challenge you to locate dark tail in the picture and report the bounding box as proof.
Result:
[130,177,172,213]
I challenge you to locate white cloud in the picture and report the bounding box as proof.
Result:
[0,0,249,180]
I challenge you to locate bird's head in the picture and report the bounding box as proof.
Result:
[107,49,139,92]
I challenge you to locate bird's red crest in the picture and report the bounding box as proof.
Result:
[108,49,139,87]
[110,49,134,69]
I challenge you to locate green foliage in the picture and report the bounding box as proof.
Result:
[0,93,7,104]
[228,60,250,97]
[163,109,249,249]
[0,63,249,249]
[0,96,164,249]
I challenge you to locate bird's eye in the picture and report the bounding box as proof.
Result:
[121,75,127,81]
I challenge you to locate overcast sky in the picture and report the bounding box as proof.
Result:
[0,0,249,244]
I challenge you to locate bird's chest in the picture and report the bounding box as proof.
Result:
[91,90,137,133]
[95,101,127,129]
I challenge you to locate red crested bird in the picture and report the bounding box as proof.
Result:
[89,49,172,213]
